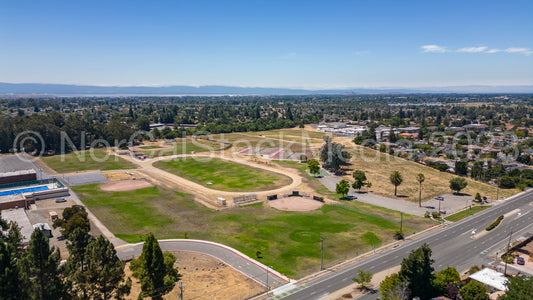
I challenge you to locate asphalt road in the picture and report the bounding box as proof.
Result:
[115,239,288,288]
[276,190,533,300]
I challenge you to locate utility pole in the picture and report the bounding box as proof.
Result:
[504,229,513,276]
[320,237,324,270]
[177,281,183,300]
[400,212,403,233]
[373,232,376,253]
[496,177,500,202]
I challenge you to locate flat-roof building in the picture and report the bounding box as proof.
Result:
[0,208,33,245]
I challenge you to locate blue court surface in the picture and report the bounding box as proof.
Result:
[0,186,49,197]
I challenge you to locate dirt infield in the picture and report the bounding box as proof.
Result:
[100,179,154,192]
[268,196,323,212]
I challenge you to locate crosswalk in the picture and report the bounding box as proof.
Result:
[269,284,308,300]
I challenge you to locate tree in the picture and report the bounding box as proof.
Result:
[471,161,483,180]
[307,159,320,177]
[416,173,425,207]
[20,229,68,299]
[0,239,26,299]
[455,160,468,176]
[352,269,373,291]
[459,280,489,300]
[390,171,403,196]
[380,273,410,300]
[352,170,367,192]
[130,234,178,299]
[352,179,363,191]
[475,193,482,202]
[336,179,350,198]
[449,177,468,194]
[64,227,92,299]
[319,139,351,171]
[433,266,460,296]
[53,205,90,238]
[398,243,436,299]
[499,275,533,300]
[84,236,131,300]
[1,218,24,258]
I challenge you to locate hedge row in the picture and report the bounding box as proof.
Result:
[486,215,504,231]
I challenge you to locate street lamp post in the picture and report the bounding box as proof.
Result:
[320,237,324,270]
[266,265,269,293]
[504,230,513,276]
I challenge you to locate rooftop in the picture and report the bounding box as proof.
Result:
[469,268,508,291]
[0,208,33,245]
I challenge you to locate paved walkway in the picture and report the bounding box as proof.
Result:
[320,175,475,217]
[116,239,290,288]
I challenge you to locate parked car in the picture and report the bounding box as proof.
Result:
[517,257,525,265]
[346,195,358,200]
[55,198,67,203]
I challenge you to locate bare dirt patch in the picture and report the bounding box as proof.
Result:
[126,251,264,300]
[268,196,324,212]
[100,179,154,192]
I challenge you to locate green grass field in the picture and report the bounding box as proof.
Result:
[74,184,435,277]
[154,158,292,192]
[138,145,162,149]
[141,140,224,157]
[41,149,137,173]
[444,205,491,222]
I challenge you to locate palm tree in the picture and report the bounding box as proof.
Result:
[390,171,403,197]
[416,173,425,207]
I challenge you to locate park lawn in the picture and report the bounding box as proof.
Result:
[41,149,137,173]
[153,158,292,192]
[142,139,223,157]
[207,132,315,153]
[339,142,518,202]
[138,145,162,149]
[445,205,491,222]
[74,184,434,278]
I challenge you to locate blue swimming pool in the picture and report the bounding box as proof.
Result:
[0,185,49,197]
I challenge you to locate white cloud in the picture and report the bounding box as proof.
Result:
[457,46,488,53]
[421,45,447,53]
[420,45,532,55]
[505,47,533,55]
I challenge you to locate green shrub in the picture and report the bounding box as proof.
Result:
[486,215,504,231]
[394,231,404,240]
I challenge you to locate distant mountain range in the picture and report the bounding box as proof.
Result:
[1,82,532,96]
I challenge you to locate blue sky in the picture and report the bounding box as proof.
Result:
[1,0,532,89]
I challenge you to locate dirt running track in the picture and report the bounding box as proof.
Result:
[116,152,303,206]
